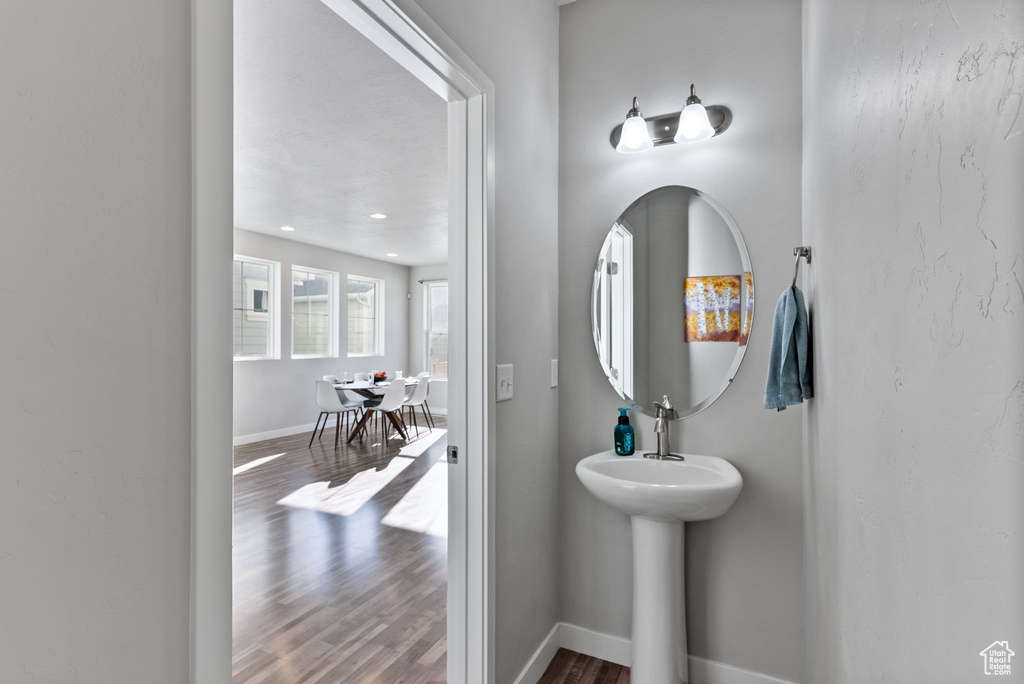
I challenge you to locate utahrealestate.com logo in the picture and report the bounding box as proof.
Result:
[979,641,1015,676]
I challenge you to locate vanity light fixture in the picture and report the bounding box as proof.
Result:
[674,84,716,144]
[610,84,731,153]
[615,97,654,153]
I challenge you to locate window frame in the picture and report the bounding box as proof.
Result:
[346,274,385,358]
[290,265,339,359]
[232,254,280,361]
[423,280,449,379]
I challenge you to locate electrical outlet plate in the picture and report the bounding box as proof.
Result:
[496,364,513,401]
[551,359,558,388]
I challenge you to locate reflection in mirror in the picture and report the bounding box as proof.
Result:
[591,186,753,419]
[593,223,634,399]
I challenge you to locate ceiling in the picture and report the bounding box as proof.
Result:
[234,0,448,266]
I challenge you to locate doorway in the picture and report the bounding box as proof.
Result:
[192,0,494,681]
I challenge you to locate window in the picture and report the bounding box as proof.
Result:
[425,281,448,378]
[347,275,383,356]
[292,267,336,358]
[233,255,278,359]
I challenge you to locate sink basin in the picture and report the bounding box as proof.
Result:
[575,450,743,684]
[576,450,742,522]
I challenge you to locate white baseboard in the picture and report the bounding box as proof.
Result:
[688,655,799,684]
[233,421,322,446]
[559,622,631,666]
[513,622,798,684]
[233,408,447,446]
[511,623,561,684]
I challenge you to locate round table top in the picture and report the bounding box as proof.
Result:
[333,378,422,390]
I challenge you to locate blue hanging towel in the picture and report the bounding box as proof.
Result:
[764,285,813,410]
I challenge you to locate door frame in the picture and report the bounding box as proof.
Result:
[190,0,495,681]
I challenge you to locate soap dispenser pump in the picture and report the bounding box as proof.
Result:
[614,407,635,456]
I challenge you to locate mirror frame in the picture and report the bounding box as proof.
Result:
[591,185,754,420]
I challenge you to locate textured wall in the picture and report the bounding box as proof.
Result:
[0,0,192,680]
[401,1,562,681]
[803,0,1024,680]
[558,0,804,680]
[232,229,411,441]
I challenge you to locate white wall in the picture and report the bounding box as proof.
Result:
[233,228,411,442]
[803,1,1024,681]
[401,1,562,681]
[558,0,804,681]
[0,0,192,680]
[409,263,450,415]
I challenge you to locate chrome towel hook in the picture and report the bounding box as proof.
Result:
[792,246,811,288]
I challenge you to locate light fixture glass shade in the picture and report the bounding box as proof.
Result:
[674,102,715,143]
[616,98,653,153]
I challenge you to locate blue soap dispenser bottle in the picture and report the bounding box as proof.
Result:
[614,407,635,456]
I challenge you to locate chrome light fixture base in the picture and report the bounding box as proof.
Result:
[610,105,731,151]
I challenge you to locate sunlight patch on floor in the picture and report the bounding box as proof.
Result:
[398,428,447,458]
[233,452,286,476]
[381,462,448,538]
[276,456,414,516]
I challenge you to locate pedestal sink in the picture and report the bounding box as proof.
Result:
[575,451,743,684]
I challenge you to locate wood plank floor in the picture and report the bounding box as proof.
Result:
[536,649,630,684]
[233,414,449,684]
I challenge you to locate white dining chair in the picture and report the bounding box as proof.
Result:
[367,378,408,447]
[415,373,437,428]
[402,378,432,435]
[323,374,369,417]
[353,372,372,382]
[310,380,359,449]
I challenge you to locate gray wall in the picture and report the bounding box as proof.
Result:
[404,1,562,682]
[803,1,1024,681]
[0,0,192,680]
[558,0,804,680]
[233,228,411,441]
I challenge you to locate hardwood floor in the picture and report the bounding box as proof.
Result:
[233,415,449,684]
[537,649,630,684]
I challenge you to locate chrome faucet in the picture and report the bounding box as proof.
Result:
[644,395,684,461]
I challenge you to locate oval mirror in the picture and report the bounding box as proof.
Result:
[591,186,753,419]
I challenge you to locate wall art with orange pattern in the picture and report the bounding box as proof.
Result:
[684,275,741,342]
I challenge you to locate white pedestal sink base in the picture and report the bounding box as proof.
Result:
[631,517,688,684]
[575,452,744,684]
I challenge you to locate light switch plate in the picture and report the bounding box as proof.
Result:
[551,359,558,388]
[496,364,513,401]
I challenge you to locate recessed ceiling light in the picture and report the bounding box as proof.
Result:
[370,213,387,220]
[386,253,398,257]
[280,226,295,232]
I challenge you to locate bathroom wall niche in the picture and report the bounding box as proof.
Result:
[591,185,753,419]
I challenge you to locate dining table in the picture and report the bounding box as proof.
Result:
[332,378,420,400]
[333,379,421,442]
